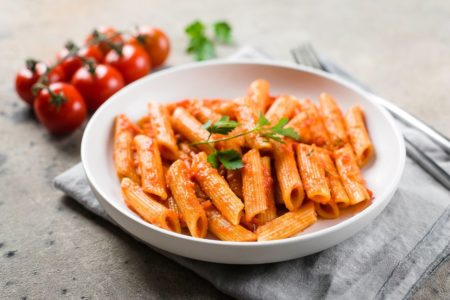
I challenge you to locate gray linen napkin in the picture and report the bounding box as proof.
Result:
[54,46,450,300]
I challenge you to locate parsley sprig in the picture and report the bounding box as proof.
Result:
[192,114,300,170]
[185,20,232,61]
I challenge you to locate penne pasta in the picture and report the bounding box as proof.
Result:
[226,169,243,199]
[121,178,181,233]
[167,160,208,238]
[298,99,330,147]
[113,114,140,183]
[286,112,311,144]
[191,152,244,225]
[113,80,377,242]
[316,148,350,208]
[205,205,257,242]
[234,97,272,150]
[345,106,374,166]
[296,143,331,204]
[256,202,317,241]
[255,156,277,225]
[314,201,340,219]
[334,144,371,205]
[265,95,298,124]
[189,100,223,123]
[171,107,212,153]
[248,79,271,113]
[242,149,268,222]
[319,93,348,149]
[134,135,167,200]
[273,141,305,211]
[148,101,179,161]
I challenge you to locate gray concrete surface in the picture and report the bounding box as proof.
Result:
[0,0,449,299]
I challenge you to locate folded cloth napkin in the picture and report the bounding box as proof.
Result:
[54,46,450,300]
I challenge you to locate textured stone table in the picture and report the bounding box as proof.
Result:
[1,0,449,299]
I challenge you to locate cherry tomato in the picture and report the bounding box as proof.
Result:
[85,26,124,55]
[71,64,125,111]
[129,26,170,68]
[56,44,104,80]
[15,60,65,105]
[34,82,87,135]
[104,43,151,84]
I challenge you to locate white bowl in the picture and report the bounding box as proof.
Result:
[81,61,405,264]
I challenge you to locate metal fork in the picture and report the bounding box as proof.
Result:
[291,43,450,190]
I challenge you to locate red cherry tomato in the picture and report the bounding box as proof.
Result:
[129,26,170,68]
[15,60,65,105]
[48,64,67,83]
[56,44,104,80]
[71,64,125,111]
[104,43,151,84]
[34,82,87,135]
[85,26,124,55]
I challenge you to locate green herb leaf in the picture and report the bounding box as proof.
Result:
[261,132,285,143]
[202,120,213,130]
[207,151,219,169]
[270,117,300,141]
[257,112,270,126]
[217,149,243,170]
[185,20,205,38]
[205,116,239,135]
[213,21,232,44]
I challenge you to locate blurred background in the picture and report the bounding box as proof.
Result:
[0,0,449,299]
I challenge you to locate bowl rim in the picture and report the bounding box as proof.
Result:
[81,59,406,247]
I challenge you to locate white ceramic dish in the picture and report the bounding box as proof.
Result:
[81,61,405,264]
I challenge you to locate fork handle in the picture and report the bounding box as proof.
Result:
[370,94,450,154]
[321,59,450,154]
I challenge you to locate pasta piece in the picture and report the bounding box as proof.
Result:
[134,135,167,200]
[113,114,140,183]
[345,106,374,166]
[205,205,257,242]
[248,79,271,113]
[255,156,277,225]
[226,169,243,199]
[202,99,236,117]
[191,152,244,225]
[287,112,312,144]
[334,145,371,205]
[136,116,153,137]
[316,148,350,208]
[256,202,317,241]
[242,149,268,222]
[314,201,339,219]
[171,107,212,153]
[148,101,179,161]
[218,127,245,153]
[121,178,181,233]
[167,160,208,238]
[296,144,331,204]
[234,97,271,150]
[298,99,330,147]
[189,101,222,123]
[265,95,298,124]
[319,93,348,149]
[273,141,305,211]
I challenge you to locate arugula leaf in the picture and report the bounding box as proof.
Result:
[256,112,270,126]
[207,151,219,169]
[205,116,239,135]
[217,149,243,170]
[213,21,232,44]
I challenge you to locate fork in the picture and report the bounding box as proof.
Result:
[291,43,450,190]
